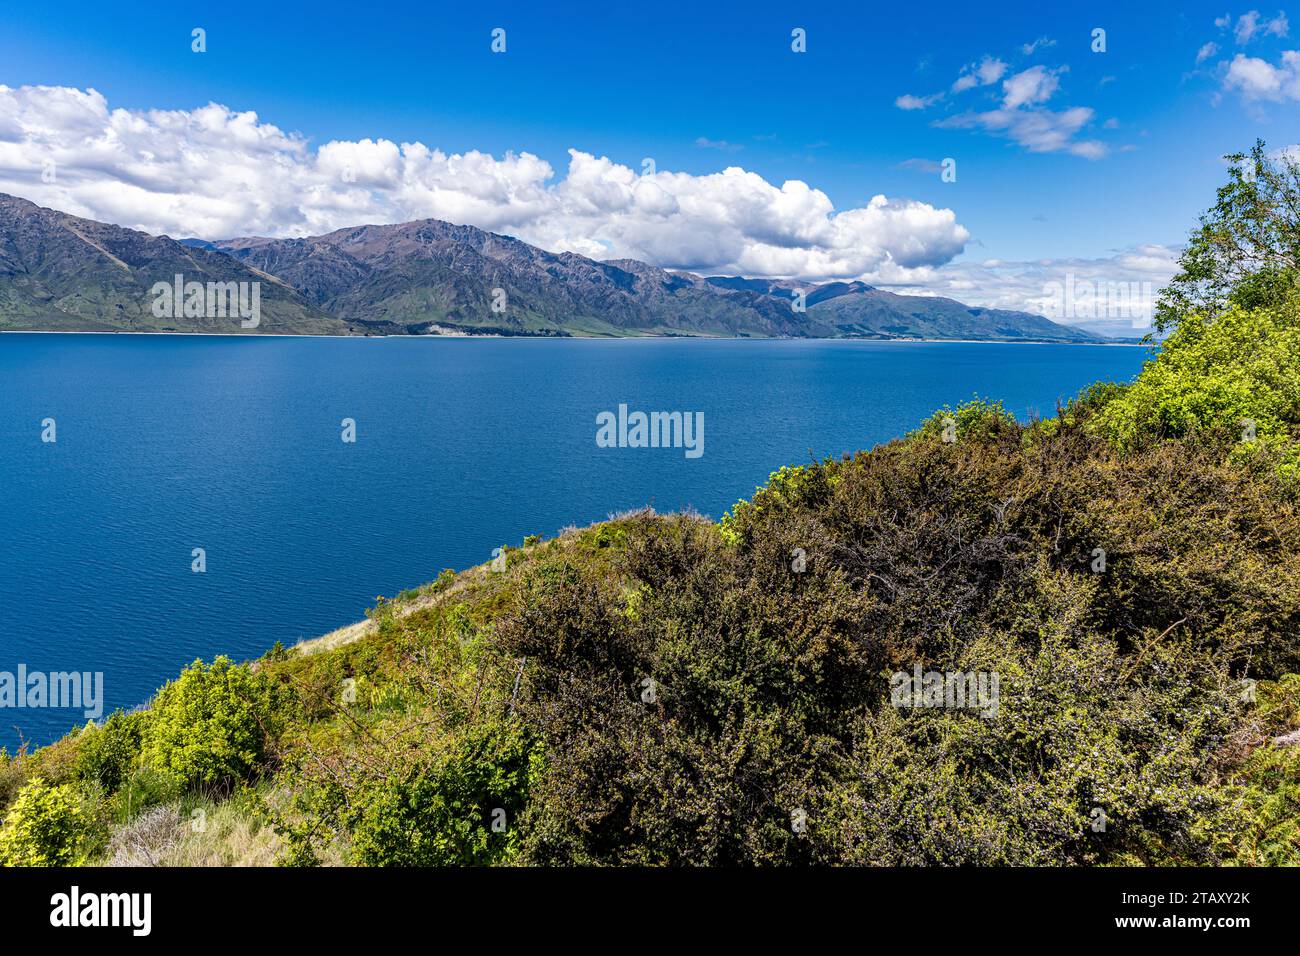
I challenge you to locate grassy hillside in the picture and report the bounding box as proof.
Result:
[4,328,1300,865]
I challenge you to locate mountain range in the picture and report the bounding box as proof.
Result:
[0,193,1101,341]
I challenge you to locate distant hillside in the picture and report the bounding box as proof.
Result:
[0,193,1098,341]
[0,195,350,334]
[1064,317,1165,342]
[208,222,820,337]
[703,277,1102,342]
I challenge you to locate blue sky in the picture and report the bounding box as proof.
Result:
[1,0,1297,315]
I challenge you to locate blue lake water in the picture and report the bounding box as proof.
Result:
[0,334,1149,747]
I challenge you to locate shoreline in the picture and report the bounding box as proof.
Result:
[0,329,1153,346]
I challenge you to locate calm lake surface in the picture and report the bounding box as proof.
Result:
[0,334,1149,746]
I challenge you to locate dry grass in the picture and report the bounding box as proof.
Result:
[155,800,282,866]
[286,516,631,659]
[98,787,340,867]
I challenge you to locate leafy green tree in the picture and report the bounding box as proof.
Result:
[142,657,290,790]
[1093,304,1300,480]
[0,778,85,866]
[1156,140,1300,331]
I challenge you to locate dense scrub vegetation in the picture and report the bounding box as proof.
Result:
[3,146,1300,867]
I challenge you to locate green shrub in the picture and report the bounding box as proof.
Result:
[1094,306,1300,464]
[0,749,25,809]
[347,721,538,866]
[75,710,145,793]
[493,408,1300,864]
[590,525,626,549]
[142,657,290,791]
[107,765,183,825]
[261,641,291,663]
[829,631,1241,865]
[0,778,85,866]
[19,732,83,790]
[1027,381,1129,443]
[720,462,833,546]
[1226,743,1300,865]
[914,397,1019,444]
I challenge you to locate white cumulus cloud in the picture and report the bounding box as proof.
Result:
[895,92,944,110]
[1232,9,1289,44]
[1001,66,1064,109]
[952,56,1008,93]
[900,51,1105,159]
[1223,50,1300,100]
[937,105,1106,159]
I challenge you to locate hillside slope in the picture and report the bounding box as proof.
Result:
[211,221,828,337]
[0,195,350,334]
[6,317,1300,866]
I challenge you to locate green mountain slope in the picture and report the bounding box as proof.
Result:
[212,221,835,337]
[0,195,350,334]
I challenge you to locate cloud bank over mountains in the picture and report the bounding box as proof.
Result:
[897,244,1179,323]
[0,84,970,284]
[0,84,1185,319]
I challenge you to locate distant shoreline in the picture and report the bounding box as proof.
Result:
[0,329,1153,346]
